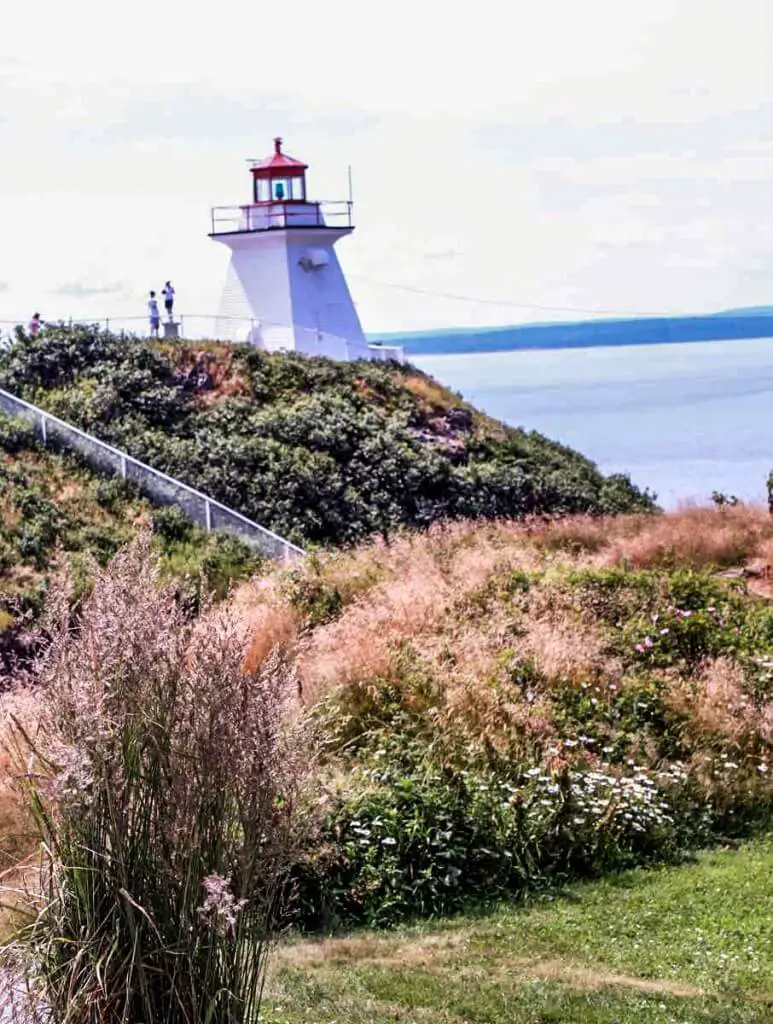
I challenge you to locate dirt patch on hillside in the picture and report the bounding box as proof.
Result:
[173,347,251,405]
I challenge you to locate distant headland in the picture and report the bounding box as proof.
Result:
[370,307,773,356]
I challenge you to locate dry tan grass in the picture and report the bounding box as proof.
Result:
[397,372,468,414]
[0,690,40,876]
[523,504,773,572]
[296,524,542,702]
[603,503,773,570]
[523,515,614,555]
[231,506,773,760]
[0,858,41,941]
[272,929,705,999]
[297,540,452,698]
[268,525,607,760]
[235,580,301,676]
[169,344,252,406]
[519,612,618,687]
[52,480,84,504]
[667,658,773,745]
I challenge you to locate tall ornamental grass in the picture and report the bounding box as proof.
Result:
[6,535,307,1023]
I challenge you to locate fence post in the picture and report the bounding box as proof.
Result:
[40,414,47,446]
[105,318,110,333]
[120,455,127,479]
[204,499,212,532]
[179,315,184,338]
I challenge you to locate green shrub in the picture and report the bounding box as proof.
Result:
[551,673,692,765]
[91,475,138,511]
[295,729,684,928]
[155,532,263,606]
[151,504,193,542]
[280,561,343,626]
[0,326,657,546]
[0,413,36,454]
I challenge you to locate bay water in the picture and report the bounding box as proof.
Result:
[412,336,773,509]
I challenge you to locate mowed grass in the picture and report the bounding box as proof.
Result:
[264,837,773,1024]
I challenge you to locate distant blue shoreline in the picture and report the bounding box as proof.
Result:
[368,313,773,356]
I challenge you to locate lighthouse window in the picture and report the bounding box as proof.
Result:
[254,176,306,203]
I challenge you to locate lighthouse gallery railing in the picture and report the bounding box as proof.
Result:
[209,200,354,236]
[0,387,305,562]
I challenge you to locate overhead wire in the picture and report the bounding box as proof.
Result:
[348,274,692,320]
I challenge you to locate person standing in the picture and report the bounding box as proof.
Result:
[162,281,175,320]
[148,291,161,338]
[28,313,42,336]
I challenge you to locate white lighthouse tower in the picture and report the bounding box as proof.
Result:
[210,137,395,362]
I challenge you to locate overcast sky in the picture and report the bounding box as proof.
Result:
[1,0,772,333]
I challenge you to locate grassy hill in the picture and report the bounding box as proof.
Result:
[0,325,654,546]
[1,506,772,1019]
[4,505,772,895]
[0,412,262,672]
[228,506,773,928]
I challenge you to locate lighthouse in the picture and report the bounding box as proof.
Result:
[210,137,388,361]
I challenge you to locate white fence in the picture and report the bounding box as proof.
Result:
[0,387,305,563]
[0,314,406,363]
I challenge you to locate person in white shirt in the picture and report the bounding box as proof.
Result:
[162,281,175,320]
[148,292,161,338]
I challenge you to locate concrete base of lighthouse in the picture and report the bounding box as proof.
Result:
[212,224,379,361]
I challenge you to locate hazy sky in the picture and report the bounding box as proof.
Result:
[1,0,772,333]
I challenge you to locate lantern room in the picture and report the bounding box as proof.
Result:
[250,137,308,204]
[209,136,354,235]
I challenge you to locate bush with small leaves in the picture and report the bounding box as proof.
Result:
[0,413,37,455]
[0,326,657,547]
[151,504,194,542]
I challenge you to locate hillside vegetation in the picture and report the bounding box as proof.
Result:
[0,412,261,671]
[224,504,773,926]
[0,325,655,546]
[3,503,773,912]
[4,328,772,1022]
[2,507,772,1019]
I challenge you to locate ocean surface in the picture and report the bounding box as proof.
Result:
[411,336,773,509]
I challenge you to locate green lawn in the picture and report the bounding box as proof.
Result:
[264,837,773,1024]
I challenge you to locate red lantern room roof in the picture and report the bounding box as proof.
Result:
[250,137,308,179]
